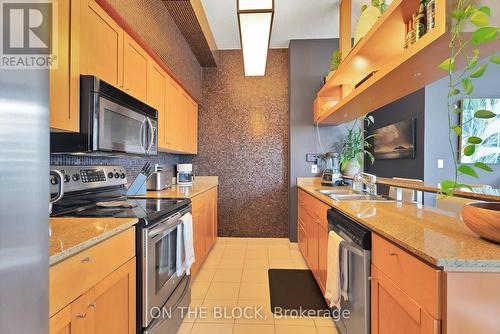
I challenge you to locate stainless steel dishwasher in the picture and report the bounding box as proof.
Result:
[327,208,371,334]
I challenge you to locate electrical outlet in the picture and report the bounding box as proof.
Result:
[306,153,320,163]
[311,164,318,174]
[437,159,444,169]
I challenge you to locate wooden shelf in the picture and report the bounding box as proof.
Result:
[314,0,499,125]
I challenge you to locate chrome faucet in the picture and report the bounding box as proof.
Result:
[353,172,377,195]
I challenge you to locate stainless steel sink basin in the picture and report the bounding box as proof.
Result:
[317,189,394,202]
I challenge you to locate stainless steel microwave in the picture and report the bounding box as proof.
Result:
[51,75,158,156]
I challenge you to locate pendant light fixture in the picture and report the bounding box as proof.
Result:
[237,0,274,76]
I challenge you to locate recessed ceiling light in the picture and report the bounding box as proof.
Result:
[237,0,274,76]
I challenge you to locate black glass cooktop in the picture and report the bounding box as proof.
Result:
[52,197,190,224]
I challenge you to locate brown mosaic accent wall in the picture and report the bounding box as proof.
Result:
[106,0,202,100]
[192,49,289,237]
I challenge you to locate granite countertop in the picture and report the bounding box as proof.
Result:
[132,176,218,199]
[49,217,138,266]
[297,177,500,272]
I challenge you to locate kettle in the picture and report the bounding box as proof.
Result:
[49,170,64,214]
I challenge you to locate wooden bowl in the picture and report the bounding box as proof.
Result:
[461,202,500,243]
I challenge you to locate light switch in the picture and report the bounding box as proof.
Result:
[437,159,444,169]
[311,165,318,174]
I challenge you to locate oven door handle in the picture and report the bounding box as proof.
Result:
[148,219,182,241]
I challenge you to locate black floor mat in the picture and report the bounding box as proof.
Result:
[268,269,329,315]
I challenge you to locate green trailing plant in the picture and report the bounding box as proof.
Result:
[437,0,499,195]
[330,50,342,72]
[361,0,387,14]
[340,115,375,171]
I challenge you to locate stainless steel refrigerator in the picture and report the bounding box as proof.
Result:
[0,67,49,332]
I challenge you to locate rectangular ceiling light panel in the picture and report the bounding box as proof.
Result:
[238,0,274,76]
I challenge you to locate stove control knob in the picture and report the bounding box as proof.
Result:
[64,174,71,183]
[50,176,58,185]
[72,173,80,181]
[114,172,120,179]
[108,172,114,179]
[120,173,126,179]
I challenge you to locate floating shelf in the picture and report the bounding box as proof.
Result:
[314,0,500,125]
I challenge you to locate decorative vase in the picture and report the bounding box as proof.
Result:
[342,160,361,177]
[461,202,500,243]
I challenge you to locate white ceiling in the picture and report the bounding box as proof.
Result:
[200,0,340,49]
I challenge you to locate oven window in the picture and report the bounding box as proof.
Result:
[155,227,178,292]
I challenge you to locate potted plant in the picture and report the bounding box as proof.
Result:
[438,1,500,242]
[340,116,375,176]
[325,50,342,82]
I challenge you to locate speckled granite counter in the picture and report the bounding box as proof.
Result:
[49,217,137,265]
[132,176,218,199]
[297,177,500,271]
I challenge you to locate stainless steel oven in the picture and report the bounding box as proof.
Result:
[142,206,192,331]
[51,75,158,156]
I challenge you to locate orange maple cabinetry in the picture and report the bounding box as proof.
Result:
[190,187,218,277]
[49,228,136,334]
[371,234,441,334]
[297,189,329,293]
[123,33,149,101]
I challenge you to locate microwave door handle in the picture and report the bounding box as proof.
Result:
[146,117,154,153]
[140,119,147,151]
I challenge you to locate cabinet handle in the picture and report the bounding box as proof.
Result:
[389,252,398,256]
[368,276,376,281]
[81,257,92,263]
[88,303,96,308]
[76,313,86,319]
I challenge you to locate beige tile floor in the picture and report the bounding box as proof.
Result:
[177,237,339,334]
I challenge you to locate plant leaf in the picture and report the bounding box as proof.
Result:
[451,125,462,135]
[474,162,493,172]
[478,6,491,17]
[473,48,480,56]
[438,58,455,72]
[472,27,498,45]
[451,10,464,20]
[453,107,463,114]
[439,180,458,194]
[458,165,479,178]
[449,88,460,96]
[456,183,473,191]
[463,145,476,156]
[474,109,496,118]
[490,55,500,64]
[467,136,482,144]
[461,78,473,95]
[469,10,490,27]
[466,56,478,70]
[469,63,488,78]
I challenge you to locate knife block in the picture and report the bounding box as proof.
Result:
[126,173,148,195]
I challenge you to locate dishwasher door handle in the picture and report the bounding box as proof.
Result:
[340,241,364,256]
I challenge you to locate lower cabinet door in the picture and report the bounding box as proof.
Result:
[50,305,72,334]
[71,289,95,334]
[306,214,319,274]
[317,224,328,293]
[297,218,307,258]
[371,265,440,334]
[93,258,136,334]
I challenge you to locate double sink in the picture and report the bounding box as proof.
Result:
[317,189,394,202]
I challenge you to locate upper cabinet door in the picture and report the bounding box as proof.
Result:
[50,0,79,132]
[147,62,167,149]
[123,33,148,101]
[80,0,123,87]
[188,99,198,154]
[165,77,182,151]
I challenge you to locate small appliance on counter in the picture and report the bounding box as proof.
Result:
[321,152,346,187]
[177,164,194,186]
[146,164,171,191]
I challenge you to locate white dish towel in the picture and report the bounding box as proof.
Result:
[325,230,344,309]
[181,212,195,275]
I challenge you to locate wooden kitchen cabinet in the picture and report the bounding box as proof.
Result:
[190,187,218,277]
[371,234,441,334]
[297,189,330,294]
[49,228,136,334]
[147,62,168,149]
[50,0,79,132]
[123,33,149,101]
[80,0,123,88]
[165,77,184,152]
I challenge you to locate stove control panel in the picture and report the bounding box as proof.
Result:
[50,165,128,193]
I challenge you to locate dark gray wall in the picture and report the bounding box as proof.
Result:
[365,89,425,195]
[289,39,349,241]
[424,62,500,204]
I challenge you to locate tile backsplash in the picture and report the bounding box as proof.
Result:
[50,152,192,182]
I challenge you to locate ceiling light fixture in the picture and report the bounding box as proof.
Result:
[237,0,274,76]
